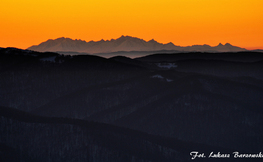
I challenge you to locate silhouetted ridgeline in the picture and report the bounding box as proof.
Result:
[27,36,247,54]
[1,47,263,161]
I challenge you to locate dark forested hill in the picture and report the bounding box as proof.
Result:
[1,47,263,161]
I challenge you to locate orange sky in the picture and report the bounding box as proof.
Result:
[1,0,262,49]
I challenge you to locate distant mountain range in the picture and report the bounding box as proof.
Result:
[28,35,247,54]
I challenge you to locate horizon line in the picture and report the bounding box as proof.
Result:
[1,35,263,50]
[27,35,263,50]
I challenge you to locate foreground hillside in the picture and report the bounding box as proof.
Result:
[1,106,197,162]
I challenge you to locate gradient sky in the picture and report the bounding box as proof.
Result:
[1,0,262,49]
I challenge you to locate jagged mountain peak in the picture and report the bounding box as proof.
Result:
[119,35,132,38]
[53,37,71,41]
[225,43,232,46]
[217,43,224,46]
[116,35,145,42]
[53,37,87,43]
[148,39,159,44]
[216,43,233,47]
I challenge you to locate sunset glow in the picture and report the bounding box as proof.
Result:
[1,0,263,49]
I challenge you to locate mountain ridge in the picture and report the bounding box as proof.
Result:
[28,35,247,54]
